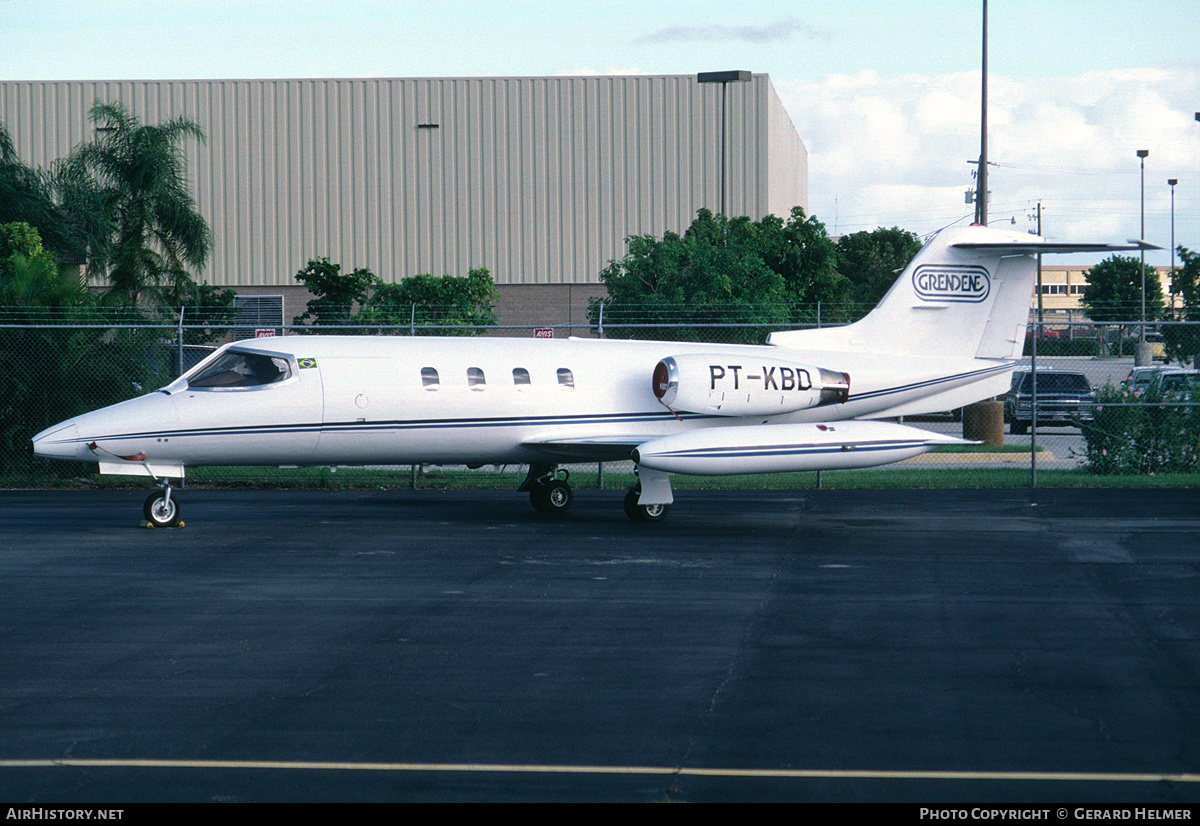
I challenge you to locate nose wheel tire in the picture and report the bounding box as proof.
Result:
[530,479,573,515]
[143,491,183,528]
[624,485,669,523]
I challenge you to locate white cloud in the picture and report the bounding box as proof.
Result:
[637,17,827,44]
[777,67,1200,264]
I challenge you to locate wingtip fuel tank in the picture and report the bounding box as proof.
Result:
[632,420,967,476]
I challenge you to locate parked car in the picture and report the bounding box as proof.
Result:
[1124,365,1198,395]
[1151,368,1200,400]
[1145,331,1167,362]
[1125,365,1165,393]
[1005,369,1095,434]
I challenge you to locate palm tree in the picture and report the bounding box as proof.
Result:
[57,102,211,302]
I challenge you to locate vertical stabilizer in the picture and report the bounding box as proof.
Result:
[767,225,1156,358]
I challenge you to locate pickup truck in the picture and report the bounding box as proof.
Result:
[1005,369,1095,435]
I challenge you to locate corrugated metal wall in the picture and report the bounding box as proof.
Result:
[1,75,806,288]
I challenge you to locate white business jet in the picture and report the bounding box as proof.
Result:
[31,224,1152,525]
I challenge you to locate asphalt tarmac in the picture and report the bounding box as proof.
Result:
[1,486,1199,804]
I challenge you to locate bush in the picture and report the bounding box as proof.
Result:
[1082,383,1200,474]
[0,325,170,477]
[1022,336,1101,357]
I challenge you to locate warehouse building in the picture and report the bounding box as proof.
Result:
[1,74,807,328]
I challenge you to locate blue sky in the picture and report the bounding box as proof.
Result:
[3,0,1199,265]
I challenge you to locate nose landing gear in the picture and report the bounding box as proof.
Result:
[143,479,184,528]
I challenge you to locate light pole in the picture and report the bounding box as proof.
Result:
[1136,149,1150,364]
[697,71,752,217]
[1169,178,1178,315]
[977,0,989,225]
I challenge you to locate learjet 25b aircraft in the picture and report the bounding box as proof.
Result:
[31,225,1153,525]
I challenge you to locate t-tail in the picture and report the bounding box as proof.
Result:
[767,224,1157,360]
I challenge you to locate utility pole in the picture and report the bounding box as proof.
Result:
[976,0,988,225]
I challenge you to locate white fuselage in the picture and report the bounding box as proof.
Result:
[30,333,1006,478]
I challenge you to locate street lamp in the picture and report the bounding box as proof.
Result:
[697,70,752,217]
[1169,178,1178,314]
[1137,149,1148,354]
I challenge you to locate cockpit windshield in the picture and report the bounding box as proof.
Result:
[187,350,293,389]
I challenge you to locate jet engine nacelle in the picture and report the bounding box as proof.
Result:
[652,354,849,417]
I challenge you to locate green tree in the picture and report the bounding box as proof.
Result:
[1171,247,1200,313]
[746,207,847,322]
[292,257,379,326]
[1081,255,1164,354]
[1081,255,1163,322]
[588,208,844,341]
[293,258,498,334]
[357,268,497,333]
[56,102,211,302]
[1163,247,1200,364]
[157,276,239,345]
[835,226,923,316]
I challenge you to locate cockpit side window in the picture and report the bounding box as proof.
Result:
[187,351,293,389]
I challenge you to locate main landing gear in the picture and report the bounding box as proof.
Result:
[623,483,669,523]
[520,464,671,522]
[521,464,574,516]
[143,479,184,528]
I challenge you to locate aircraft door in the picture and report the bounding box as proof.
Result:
[313,356,395,464]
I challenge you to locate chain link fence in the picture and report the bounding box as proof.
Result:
[5,311,1200,490]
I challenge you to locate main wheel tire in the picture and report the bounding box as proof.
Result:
[531,479,573,515]
[623,486,669,523]
[143,491,182,527]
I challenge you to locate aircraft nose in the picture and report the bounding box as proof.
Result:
[30,420,83,461]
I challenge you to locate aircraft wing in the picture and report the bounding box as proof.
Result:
[520,436,648,463]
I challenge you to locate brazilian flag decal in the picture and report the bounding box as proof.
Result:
[298,358,317,369]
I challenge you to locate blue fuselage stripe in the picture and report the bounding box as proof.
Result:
[650,440,925,460]
[69,410,701,445]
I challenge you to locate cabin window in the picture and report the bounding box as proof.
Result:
[421,367,440,390]
[188,350,292,389]
[512,368,530,387]
[468,367,486,390]
[557,368,574,389]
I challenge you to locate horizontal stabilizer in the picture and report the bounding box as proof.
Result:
[950,238,1161,254]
